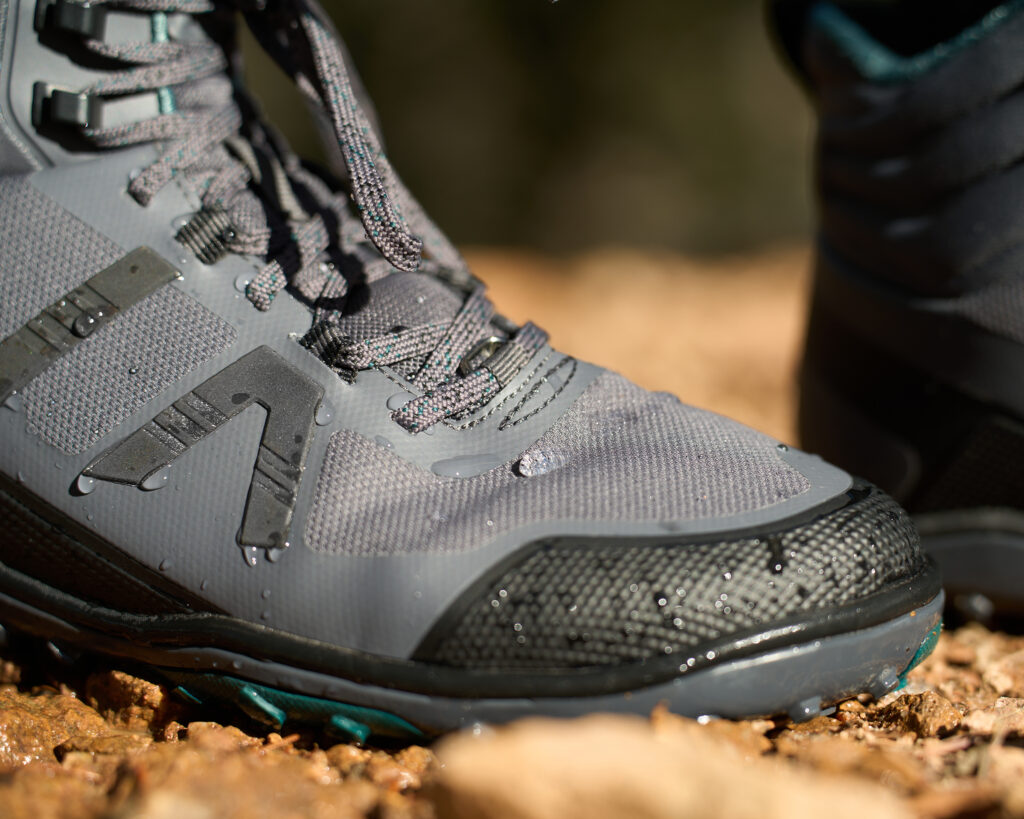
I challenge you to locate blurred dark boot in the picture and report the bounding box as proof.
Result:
[772,0,1024,614]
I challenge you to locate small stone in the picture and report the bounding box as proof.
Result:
[85,669,180,733]
[185,721,261,752]
[943,640,978,668]
[963,697,1024,736]
[877,691,961,738]
[56,731,153,758]
[982,650,1024,698]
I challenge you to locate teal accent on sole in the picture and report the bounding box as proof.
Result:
[239,684,287,730]
[898,617,943,687]
[172,685,203,706]
[165,670,423,743]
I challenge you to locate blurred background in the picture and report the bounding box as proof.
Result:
[245,0,813,255]
[243,0,816,443]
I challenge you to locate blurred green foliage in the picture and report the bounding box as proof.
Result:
[243,0,813,254]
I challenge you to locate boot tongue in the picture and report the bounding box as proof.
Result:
[332,272,464,342]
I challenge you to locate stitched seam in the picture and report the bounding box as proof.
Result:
[449,349,555,430]
[500,357,577,430]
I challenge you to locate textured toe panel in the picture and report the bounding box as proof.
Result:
[417,482,924,670]
[304,373,811,556]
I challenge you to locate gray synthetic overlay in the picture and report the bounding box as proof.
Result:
[0,0,39,173]
[86,346,322,550]
[21,286,235,455]
[305,373,811,556]
[0,177,123,339]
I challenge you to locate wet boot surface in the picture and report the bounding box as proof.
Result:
[1,248,1020,819]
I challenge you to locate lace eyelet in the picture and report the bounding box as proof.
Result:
[458,337,504,378]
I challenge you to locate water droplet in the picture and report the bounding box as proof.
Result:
[261,588,271,599]
[777,443,789,451]
[490,599,500,608]
[86,513,94,522]
[416,295,426,305]
[231,660,242,670]
[71,313,98,338]
[141,467,170,491]
[431,454,502,478]
[53,461,63,471]
[159,558,172,571]
[241,545,258,566]
[374,435,393,450]
[705,650,716,661]
[2,392,23,412]
[171,214,191,230]
[266,547,285,563]
[233,273,252,293]
[260,610,270,620]
[315,402,333,426]
[516,447,569,477]
[722,571,733,581]
[413,590,422,599]
[513,622,523,632]
[386,391,415,410]
[200,579,209,591]
[75,475,96,495]
[628,583,639,593]
[485,519,494,527]
[128,366,139,375]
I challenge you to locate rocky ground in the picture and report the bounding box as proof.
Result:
[3,247,1021,818]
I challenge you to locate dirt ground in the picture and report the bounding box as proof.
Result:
[3,247,1021,819]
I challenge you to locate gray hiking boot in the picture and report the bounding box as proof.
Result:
[0,0,940,740]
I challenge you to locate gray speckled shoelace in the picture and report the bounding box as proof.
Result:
[58,0,549,432]
[73,0,465,299]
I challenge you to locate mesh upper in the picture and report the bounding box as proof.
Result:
[0,176,237,454]
[0,178,123,338]
[304,373,810,556]
[21,287,236,455]
[420,483,924,670]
